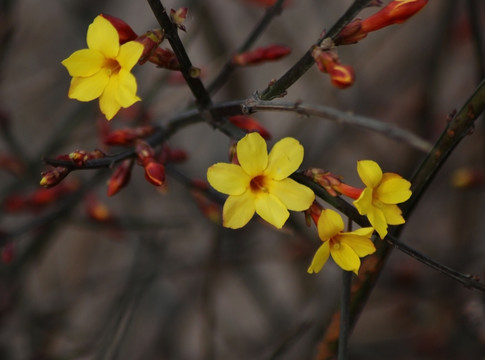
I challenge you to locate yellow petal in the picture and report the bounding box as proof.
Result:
[366,205,388,239]
[68,70,109,101]
[317,209,344,241]
[268,178,315,211]
[339,232,376,257]
[87,15,119,58]
[61,49,105,77]
[357,160,382,188]
[98,76,121,120]
[237,133,268,177]
[379,203,405,225]
[222,192,255,229]
[117,41,144,70]
[265,137,304,180]
[376,175,411,204]
[353,187,373,215]
[115,69,140,107]
[207,163,250,195]
[330,242,361,274]
[307,242,330,274]
[348,227,375,237]
[254,193,289,228]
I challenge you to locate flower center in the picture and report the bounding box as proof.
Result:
[250,175,268,193]
[329,237,341,250]
[104,58,121,76]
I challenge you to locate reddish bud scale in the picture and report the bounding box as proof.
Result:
[158,144,188,164]
[232,45,291,66]
[40,167,70,188]
[104,125,156,146]
[148,47,180,70]
[101,14,138,44]
[312,48,355,89]
[136,29,165,64]
[228,115,271,140]
[68,149,106,166]
[144,161,165,187]
[31,181,79,207]
[107,159,133,197]
[135,140,156,166]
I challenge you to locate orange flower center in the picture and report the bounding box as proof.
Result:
[104,58,121,76]
[250,175,268,193]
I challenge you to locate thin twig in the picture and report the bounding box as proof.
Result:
[243,99,432,152]
[258,0,373,100]
[207,0,287,94]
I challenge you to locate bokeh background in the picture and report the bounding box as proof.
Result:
[1,0,485,359]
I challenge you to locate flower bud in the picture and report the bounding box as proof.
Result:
[170,7,188,31]
[144,161,165,187]
[107,159,133,197]
[228,115,271,140]
[136,29,165,64]
[451,168,485,189]
[148,47,180,70]
[232,45,291,66]
[68,149,106,166]
[85,194,114,222]
[135,140,155,166]
[312,48,355,89]
[100,14,138,44]
[40,167,70,188]
[159,144,188,164]
[335,19,368,45]
[104,125,156,146]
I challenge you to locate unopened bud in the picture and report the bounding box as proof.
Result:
[312,48,355,89]
[40,167,69,188]
[148,47,180,70]
[228,115,271,140]
[104,125,156,146]
[304,201,323,227]
[85,194,114,222]
[144,161,165,187]
[136,29,165,64]
[107,159,133,197]
[135,140,156,166]
[232,44,291,66]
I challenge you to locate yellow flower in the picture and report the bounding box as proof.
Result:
[62,15,144,120]
[353,160,412,239]
[307,209,376,275]
[207,132,315,229]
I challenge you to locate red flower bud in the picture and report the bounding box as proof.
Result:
[31,181,79,207]
[107,159,133,197]
[104,125,156,146]
[67,149,106,166]
[361,0,428,33]
[232,45,291,66]
[144,161,165,187]
[312,48,355,89]
[335,19,368,45]
[101,14,138,44]
[40,167,70,188]
[228,115,271,140]
[148,47,180,70]
[85,194,114,222]
[135,140,156,166]
[170,7,188,31]
[159,144,188,164]
[136,29,165,64]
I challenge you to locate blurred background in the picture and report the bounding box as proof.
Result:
[0,0,484,359]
